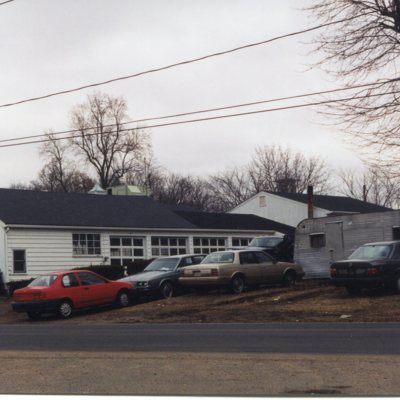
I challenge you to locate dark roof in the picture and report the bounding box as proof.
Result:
[0,189,195,229]
[175,211,295,236]
[269,192,391,213]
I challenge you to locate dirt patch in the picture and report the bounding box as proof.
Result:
[2,280,400,324]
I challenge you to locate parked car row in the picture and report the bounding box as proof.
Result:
[11,249,304,320]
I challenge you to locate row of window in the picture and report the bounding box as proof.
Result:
[11,235,253,273]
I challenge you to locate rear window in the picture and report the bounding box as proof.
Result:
[349,244,393,260]
[28,275,58,287]
[202,252,234,264]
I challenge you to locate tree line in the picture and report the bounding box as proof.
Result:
[11,92,400,211]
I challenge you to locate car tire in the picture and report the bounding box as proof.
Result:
[395,276,400,293]
[282,270,296,287]
[27,311,41,320]
[160,282,174,299]
[116,290,130,307]
[57,299,73,319]
[345,286,362,296]
[230,275,245,294]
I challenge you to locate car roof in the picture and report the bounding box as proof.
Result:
[37,270,93,276]
[155,254,207,259]
[362,241,400,246]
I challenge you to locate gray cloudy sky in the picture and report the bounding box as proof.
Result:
[0,0,362,188]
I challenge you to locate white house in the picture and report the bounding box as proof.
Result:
[0,188,294,283]
[229,191,389,228]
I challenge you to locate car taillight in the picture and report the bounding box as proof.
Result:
[367,267,380,276]
[330,267,337,277]
[211,269,219,276]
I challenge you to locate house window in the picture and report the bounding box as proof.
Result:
[259,195,266,207]
[110,236,145,266]
[151,237,187,257]
[72,233,101,256]
[193,237,227,254]
[310,233,326,248]
[13,250,26,273]
[231,237,253,248]
[393,227,400,240]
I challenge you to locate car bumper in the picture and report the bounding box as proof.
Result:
[11,299,60,313]
[331,276,394,288]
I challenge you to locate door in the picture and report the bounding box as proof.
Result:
[77,272,115,306]
[238,251,265,284]
[325,221,345,262]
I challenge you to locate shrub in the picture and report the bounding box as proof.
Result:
[6,279,34,296]
[126,259,154,276]
[72,265,125,280]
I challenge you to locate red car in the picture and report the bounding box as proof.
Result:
[11,270,135,320]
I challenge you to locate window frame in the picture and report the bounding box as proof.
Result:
[72,233,101,257]
[309,233,326,248]
[12,249,26,274]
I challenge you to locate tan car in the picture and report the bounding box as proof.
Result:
[179,249,304,294]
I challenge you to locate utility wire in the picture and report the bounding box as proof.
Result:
[0,77,394,145]
[0,12,371,110]
[0,0,16,5]
[0,88,394,149]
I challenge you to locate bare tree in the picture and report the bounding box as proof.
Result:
[248,145,332,194]
[152,173,212,211]
[308,1,400,171]
[205,145,333,212]
[207,167,253,212]
[70,92,151,188]
[19,133,94,193]
[337,166,400,208]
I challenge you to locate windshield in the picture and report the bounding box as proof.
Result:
[349,244,393,260]
[144,258,180,272]
[28,275,58,287]
[249,237,283,248]
[202,252,234,264]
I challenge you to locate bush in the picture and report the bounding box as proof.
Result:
[73,265,125,280]
[126,259,154,276]
[6,279,34,296]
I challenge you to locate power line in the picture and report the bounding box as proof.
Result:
[0,88,394,149]
[0,0,16,5]
[0,79,398,143]
[0,13,370,110]
[0,77,394,145]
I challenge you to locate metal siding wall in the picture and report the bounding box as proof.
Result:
[295,211,400,279]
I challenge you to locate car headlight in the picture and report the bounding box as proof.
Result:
[137,281,150,287]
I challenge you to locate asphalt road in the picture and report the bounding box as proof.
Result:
[1,322,400,354]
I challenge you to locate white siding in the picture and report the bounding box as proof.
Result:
[0,222,6,282]
[4,227,275,281]
[230,192,328,227]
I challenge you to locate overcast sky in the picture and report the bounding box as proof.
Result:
[0,0,363,189]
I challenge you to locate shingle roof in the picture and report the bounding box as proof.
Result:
[0,188,196,229]
[269,192,391,213]
[175,211,295,236]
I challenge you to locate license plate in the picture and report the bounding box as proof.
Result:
[193,271,201,277]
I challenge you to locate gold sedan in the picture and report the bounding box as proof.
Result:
[179,249,304,294]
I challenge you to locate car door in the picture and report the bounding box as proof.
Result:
[76,272,115,306]
[238,251,264,284]
[60,272,85,307]
[255,251,283,283]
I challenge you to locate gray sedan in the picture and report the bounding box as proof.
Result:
[119,254,206,298]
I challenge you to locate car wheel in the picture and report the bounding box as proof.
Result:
[345,286,362,296]
[282,270,296,287]
[230,275,245,294]
[160,282,174,299]
[395,276,400,293]
[117,290,130,307]
[27,311,41,320]
[57,300,73,319]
